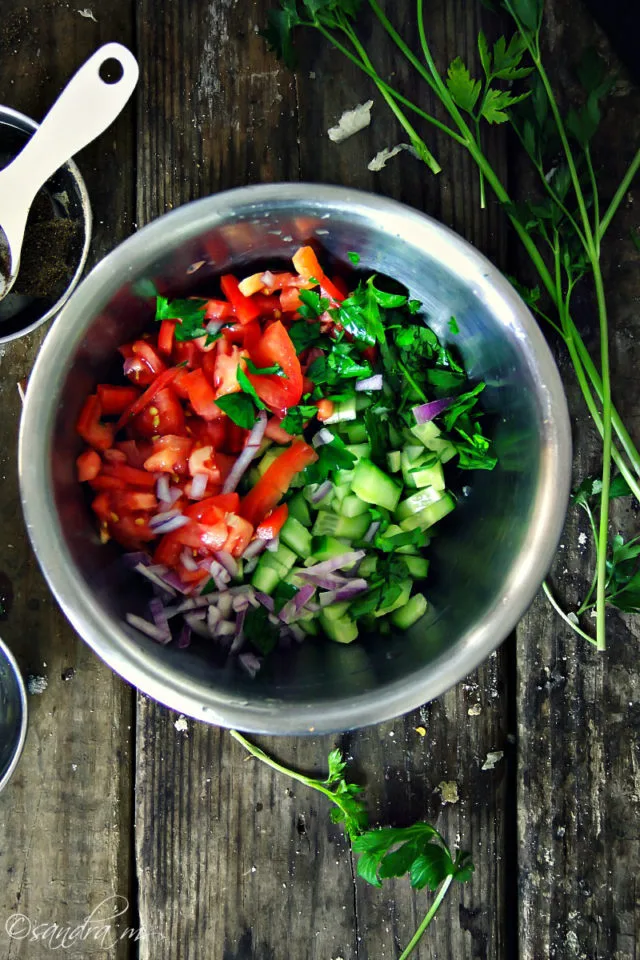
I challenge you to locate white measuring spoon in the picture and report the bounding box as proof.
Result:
[0,42,139,301]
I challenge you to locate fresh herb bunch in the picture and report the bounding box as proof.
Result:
[230,730,473,959]
[263,0,640,651]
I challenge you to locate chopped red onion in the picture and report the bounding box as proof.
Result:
[149,509,181,529]
[213,550,239,579]
[244,557,259,575]
[180,548,198,572]
[312,427,335,448]
[239,652,262,678]
[218,593,233,619]
[297,571,351,590]
[156,475,171,504]
[355,374,383,392]
[242,538,267,560]
[364,521,381,543]
[177,623,192,648]
[149,597,172,641]
[155,570,191,594]
[174,594,217,614]
[310,479,332,504]
[232,594,251,612]
[255,591,275,612]
[207,605,222,632]
[123,551,153,568]
[206,319,223,335]
[318,578,368,606]
[413,398,453,424]
[230,608,246,653]
[184,611,211,638]
[288,623,306,643]
[134,563,177,596]
[300,550,365,577]
[214,620,236,639]
[126,612,170,643]
[189,473,208,500]
[151,514,190,535]
[267,613,281,627]
[279,583,316,623]
[265,536,280,553]
[222,409,268,493]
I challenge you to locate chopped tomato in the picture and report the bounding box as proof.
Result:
[143,435,193,474]
[220,274,261,324]
[226,423,248,454]
[251,294,281,316]
[316,398,334,422]
[96,385,140,416]
[101,463,157,488]
[116,366,184,431]
[239,440,317,527]
[111,490,158,513]
[116,440,152,469]
[181,369,223,420]
[132,340,167,377]
[172,340,200,369]
[292,245,345,303]
[157,319,177,356]
[222,514,254,557]
[185,492,240,523]
[279,287,303,313]
[205,299,234,321]
[89,474,127,491]
[77,395,114,451]
[265,417,294,444]
[188,445,220,481]
[76,449,101,482]
[211,343,241,397]
[246,320,302,411]
[255,504,288,541]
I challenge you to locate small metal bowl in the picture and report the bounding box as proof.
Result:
[0,105,91,344]
[0,637,27,792]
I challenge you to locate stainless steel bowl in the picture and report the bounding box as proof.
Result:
[0,637,28,791]
[19,184,571,734]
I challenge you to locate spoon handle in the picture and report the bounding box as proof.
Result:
[1,43,138,200]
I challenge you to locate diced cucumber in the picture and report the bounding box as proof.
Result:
[256,437,272,459]
[378,523,420,555]
[403,444,426,464]
[403,556,429,579]
[338,494,370,519]
[251,561,282,595]
[345,443,372,462]
[298,617,319,636]
[321,600,351,622]
[332,484,350,505]
[410,421,456,463]
[355,394,372,411]
[246,467,260,488]
[351,459,402,511]
[395,486,446,522]
[319,613,359,644]
[411,460,446,491]
[304,483,334,508]
[399,493,455,531]
[324,396,357,424]
[260,554,289,577]
[307,535,349,563]
[312,510,372,540]
[268,542,297,571]
[287,491,311,527]
[344,421,368,444]
[280,517,312,557]
[374,579,412,617]
[233,559,244,582]
[335,470,355,489]
[391,592,428,629]
[387,450,402,473]
[389,423,404,448]
[358,554,378,578]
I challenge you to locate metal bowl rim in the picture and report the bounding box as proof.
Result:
[0,636,28,792]
[19,182,571,734]
[0,104,93,345]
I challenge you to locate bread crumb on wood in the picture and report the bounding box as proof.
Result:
[481,750,504,771]
[438,780,459,804]
[328,101,373,143]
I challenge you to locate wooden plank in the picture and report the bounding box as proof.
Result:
[516,1,640,957]
[134,1,512,958]
[0,5,136,958]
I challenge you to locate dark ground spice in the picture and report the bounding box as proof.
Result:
[13,190,80,299]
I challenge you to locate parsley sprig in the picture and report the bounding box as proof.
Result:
[262,0,640,651]
[230,731,473,958]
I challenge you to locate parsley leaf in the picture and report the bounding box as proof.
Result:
[215,393,258,429]
[375,528,429,553]
[289,320,326,352]
[245,358,286,376]
[237,366,267,410]
[298,288,330,319]
[442,382,486,431]
[448,316,460,334]
[347,251,361,264]
[155,296,209,341]
[304,436,356,484]
[446,57,481,113]
[280,403,319,434]
[573,472,631,507]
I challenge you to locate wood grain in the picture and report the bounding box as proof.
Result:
[516,2,640,958]
[134,2,512,958]
[0,4,136,957]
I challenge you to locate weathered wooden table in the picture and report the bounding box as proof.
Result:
[0,1,638,957]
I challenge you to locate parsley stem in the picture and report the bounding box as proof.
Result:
[585,147,600,243]
[576,502,600,615]
[397,874,454,960]
[229,730,358,832]
[397,360,427,403]
[541,581,597,646]
[592,260,613,651]
[598,147,640,241]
